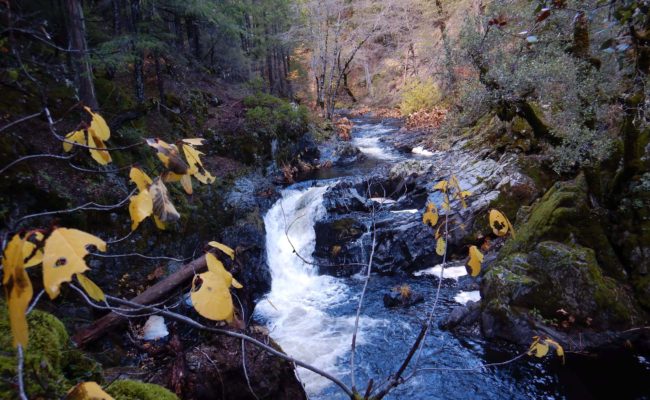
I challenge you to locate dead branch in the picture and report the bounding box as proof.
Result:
[72,255,207,347]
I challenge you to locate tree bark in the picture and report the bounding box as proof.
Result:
[130,0,145,104]
[154,52,165,106]
[64,0,98,109]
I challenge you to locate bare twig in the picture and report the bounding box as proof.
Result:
[0,153,75,175]
[11,189,135,228]
[16,345,28,400]
[26,290,45,315]
[89,252,190,263]
[350,198,378,391]
[0,112,42,133]
[241,339,260,400]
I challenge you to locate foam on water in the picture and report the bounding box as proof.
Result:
[255,186,374,394]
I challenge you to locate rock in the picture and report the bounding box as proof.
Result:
[332,142,365,165]
[481,241,645,346]
[182,334,306,400]
[383,291,425,308]
[221,215,271,317]
[441,301,481,331]
[499,173,625,279]
[107,380,178,400]
[0,302,102,399]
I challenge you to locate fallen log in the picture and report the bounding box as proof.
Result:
[72,255,207,347]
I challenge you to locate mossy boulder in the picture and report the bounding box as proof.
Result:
[482,241,641,335]
[0,302,102,399]
[500,173,625,279]
[106,379,178,400]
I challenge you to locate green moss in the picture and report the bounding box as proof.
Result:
[0,301,102,399]
[106,380,178,400]
[501,173,625,279]
[483,241,640,328]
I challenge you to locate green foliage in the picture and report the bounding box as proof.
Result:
[244,93,309,143]
[399,78,441,116]
[442,1,625,172]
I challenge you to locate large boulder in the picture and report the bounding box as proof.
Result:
[182,333,306,400]
[482,241,642,341]
[479,173,649,349]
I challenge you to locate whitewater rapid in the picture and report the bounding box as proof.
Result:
[254,186,375,394]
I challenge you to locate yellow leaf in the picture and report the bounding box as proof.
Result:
[183,144,215,184]
[146,138,189,174]
[458,190,471,209]
[75,273,105,302]
[129,190,154,231]
[433,180,448,192]
[449,175,461,191]
[2,234,33,347]
[43,228,106,299]
[190,271,234,321]
[436,237,446,256]
[87,133,112,165]
[528,336,550,358]
[434,224,443,240]
[543,337,565,363]
[208,241,235,259]
[149,178,180,226]
[489,209,511,237]
[232,278,243,289]
[180,174,193,195]
[129,167,153,192]
[466,245,483,277]
[63,130,86,152]
[181,138,206,146]
[163,172,183,183]
[206,252,233,285]
[153,216,166,230]
[22,231,44,268]
[66,381,114,400]
[422,202,439,227]
[84,106,110,141]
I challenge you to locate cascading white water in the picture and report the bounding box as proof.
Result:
[255,186,364,395]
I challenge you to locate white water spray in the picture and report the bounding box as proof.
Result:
[255,186,365,394]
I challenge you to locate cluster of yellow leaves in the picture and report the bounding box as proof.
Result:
[63,107,112,165]
[128,167,180,230]
[1,229,106,348]
[489,209,516,238]
[190,241,242,322]
[146,138,215,195]
[528,336,565,364]
[423,176,484,275]
[66,381,113,400]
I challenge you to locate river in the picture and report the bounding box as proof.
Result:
[254,118,650,399]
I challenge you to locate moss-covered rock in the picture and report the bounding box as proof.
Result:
[482,242,641,331]
[106,379,178,400]
[500,173,626,279]
[0,302,102,399]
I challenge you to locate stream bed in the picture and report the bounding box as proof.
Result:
[254,118,650,400]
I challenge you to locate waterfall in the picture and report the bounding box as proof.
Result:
[255,185,359,395]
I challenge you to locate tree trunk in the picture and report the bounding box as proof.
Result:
[112,0,122,36]
[174,14,185,52]
[64,0,98,109]
[130,0,145,104]
[154,53,165,106]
